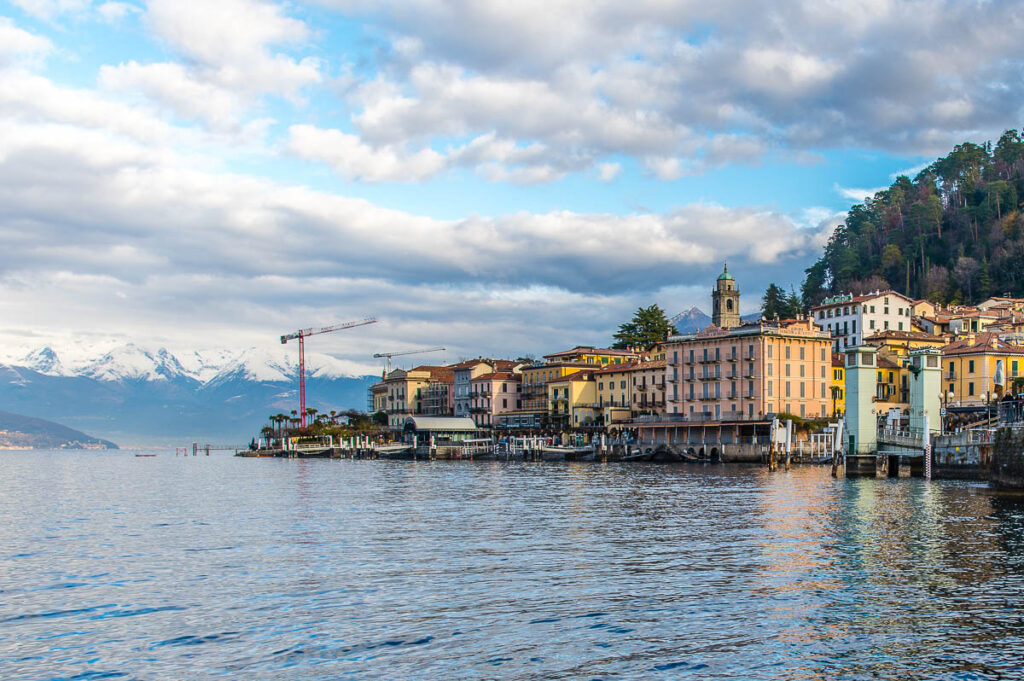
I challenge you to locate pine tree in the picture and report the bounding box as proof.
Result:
[612,304,674,349]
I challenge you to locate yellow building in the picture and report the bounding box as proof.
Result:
[547,372,598,427]
[542,346,639,366]
[593,363,635,425]
[942,333,1024,407]
[864,330,946,357]
[380,365,453,430]
[874,355,909,414]
[505,361,591,429]
[370,381,388,414]
[830,353,845,417]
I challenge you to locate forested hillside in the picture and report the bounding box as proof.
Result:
[801,130,1024,307]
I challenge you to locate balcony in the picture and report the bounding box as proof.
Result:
[727,355,738,362]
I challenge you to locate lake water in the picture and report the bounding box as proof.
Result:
[2,452,1024,680]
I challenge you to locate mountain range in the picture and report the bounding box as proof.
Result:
[0,344,378,446]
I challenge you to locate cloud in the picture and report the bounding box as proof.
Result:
[8,0,92,19]
[96,0,322,128]
[834,183,885,203]
[144,0,321,96]
[99,61,244,128]
[0,78,826,362]
[309,0,1024,180]
[0,18,52,67]
[597,162,621,182]
[96,1,140,23]
[287,124,447,182]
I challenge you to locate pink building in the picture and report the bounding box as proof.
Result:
[468,372,522,428]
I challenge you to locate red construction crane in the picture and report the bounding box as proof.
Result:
[281,317,377,427]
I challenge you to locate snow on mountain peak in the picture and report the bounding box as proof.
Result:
[80,343,191,382]
[11,342,374,384]
[21,347,68,376]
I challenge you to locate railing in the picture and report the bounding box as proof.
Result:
[877,428,924,448]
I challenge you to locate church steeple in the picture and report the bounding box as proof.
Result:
[712,263,740,328]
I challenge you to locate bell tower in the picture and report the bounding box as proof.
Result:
[712,263,740,328]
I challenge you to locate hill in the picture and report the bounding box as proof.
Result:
[0,410,118,449]
[801,130,1024,307]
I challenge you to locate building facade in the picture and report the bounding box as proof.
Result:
[942,333,1024,407]
[452,359,520,418]
[666,318,832,420]
[811,290,915,351]
[381,365,454,429]
[468,371,522,428]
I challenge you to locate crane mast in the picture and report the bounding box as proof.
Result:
[281,317,377,427]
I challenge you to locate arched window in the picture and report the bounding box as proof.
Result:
[726,299,734,311]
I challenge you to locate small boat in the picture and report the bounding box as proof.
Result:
[135,454,157,458]
[540,445,595,462]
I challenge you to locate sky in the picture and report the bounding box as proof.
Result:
[1,0,1022,375]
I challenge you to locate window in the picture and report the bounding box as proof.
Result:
[768,345,773,358]
[799,382,805,398]
[715,348,721,361]
[800,365,805,378]
[870,305,875,313]
[969,382,975,396]
[689,349,694,362]
[703,349,708,361]
[673,351,678,364]
[852,320,857,333]
[768,382,773,396]
[969,360,976,374]
[785,346,791,359]
[799,347,805,360]
[884,321,889,330]
[785,364,791,377]
[785,381,791,397]
[898,322,904,331]
[870,319,875,329]
[768,364,773,377]
[620,380,626,389]
[502,399,507,408]
[821,348,826,362]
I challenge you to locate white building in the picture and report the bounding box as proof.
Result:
[811,290,915,352]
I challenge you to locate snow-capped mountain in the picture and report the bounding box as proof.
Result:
[21,347,67,377]
[0,343,379,444]
[78,344,193,383]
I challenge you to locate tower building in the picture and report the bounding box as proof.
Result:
[712,264,740,329]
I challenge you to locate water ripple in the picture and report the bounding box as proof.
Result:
[1,454,1024,679]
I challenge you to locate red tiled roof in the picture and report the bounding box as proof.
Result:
[542,346,638,359]
[412,365,454,381]
[472,371,518,381]
[942,333,1024,357]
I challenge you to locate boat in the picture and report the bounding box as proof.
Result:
[540,445,595,462]
[134,454,157,458]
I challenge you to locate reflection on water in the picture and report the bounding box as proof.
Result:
[1,452,1024,679]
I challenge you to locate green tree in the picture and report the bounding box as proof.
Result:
[761,283,787,319]
[612,304,675,349]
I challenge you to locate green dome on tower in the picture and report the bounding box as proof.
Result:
[717,263,733,281]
